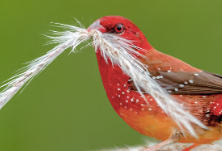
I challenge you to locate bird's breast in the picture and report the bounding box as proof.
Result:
[95,50,174,140]
[95,51,161,115]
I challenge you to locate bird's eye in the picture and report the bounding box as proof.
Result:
[114,24,124,33]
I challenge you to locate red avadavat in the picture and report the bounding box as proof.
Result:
[87,16,222,151]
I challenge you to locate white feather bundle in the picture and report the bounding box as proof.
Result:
[0,23,89,109]
[0,22,207,138]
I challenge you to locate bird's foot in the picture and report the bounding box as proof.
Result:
[142,139,174,151]
[143,130,183,151]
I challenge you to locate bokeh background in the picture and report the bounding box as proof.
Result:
[0,0,222,151]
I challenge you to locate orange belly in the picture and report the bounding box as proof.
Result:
[118,94,222,144]
[119,107,222,143]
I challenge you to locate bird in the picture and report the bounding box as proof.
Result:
[87,16,222,151]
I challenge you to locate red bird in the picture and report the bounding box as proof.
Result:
[87,16,222,151]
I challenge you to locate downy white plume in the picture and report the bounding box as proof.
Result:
[0,23,89,109]
[0,22,207,137]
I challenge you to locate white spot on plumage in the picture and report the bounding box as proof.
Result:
[126,100,128,102]
[184,81,188,84]
[175,88,178,91]
[117,88,121,91]
[152,76,156,80]
[136,99,139,103]
[118,95,120,97]
[194,73,199,76]
[168,90,172,93]
[156,76,163,79]
[167,70,171,72]
[120,103,122,105]
[189,80,193,83]
[179,84,184,87]
[149,108,152,111]
[122,92,125,94]
[131,98,134,102]
[125,106,127,108]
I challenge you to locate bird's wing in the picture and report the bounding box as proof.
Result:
[129,71,222,95]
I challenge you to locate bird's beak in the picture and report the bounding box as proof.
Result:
[87,20,106,33]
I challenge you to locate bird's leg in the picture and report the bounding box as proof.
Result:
[142,139,174,151]
[143,130,183,151]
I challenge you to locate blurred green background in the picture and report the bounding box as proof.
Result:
[0,0,222,151]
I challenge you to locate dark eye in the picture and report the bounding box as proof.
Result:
[114,23,124,33]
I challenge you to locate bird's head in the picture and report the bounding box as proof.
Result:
[87,16,153,51]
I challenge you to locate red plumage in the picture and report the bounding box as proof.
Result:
[88,16,222,150]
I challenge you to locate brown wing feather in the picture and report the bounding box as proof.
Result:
[130,49,222,94]
[129,71,222,94]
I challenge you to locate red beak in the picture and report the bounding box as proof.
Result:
[87,20,106,33]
